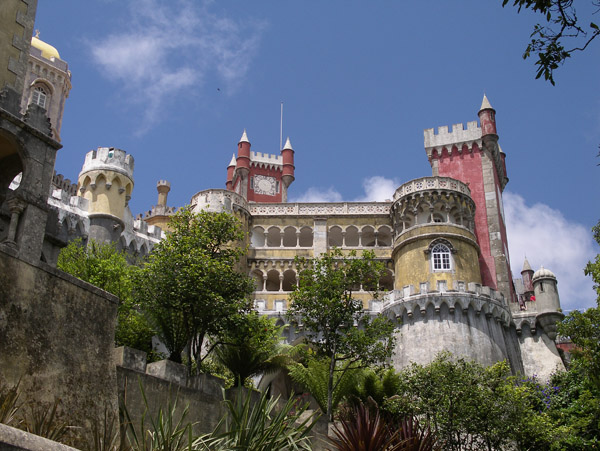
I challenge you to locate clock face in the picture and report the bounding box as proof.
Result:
[254,175,276,195]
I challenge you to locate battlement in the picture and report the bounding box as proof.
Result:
[143,205,177,219]
[383,282,511,326]
[157,180,170,188]
[52,172,77,196]
[250,151,283,167]
[80,147,134,180]
[424,121,482,153]
[393,176,471,201]
[190,189,249,215]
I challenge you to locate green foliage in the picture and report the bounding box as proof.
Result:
[121,383,194,451]
[287,248,395,420]
[195,388,318,450]
[58,238,134,299]
[57,238,155,356]
[329,401,399,451]
[348,367,402,407]
[20,399,70,443]
[384,354,535,451]
[330,401,441,451]
[0,380,20,427]
[288,356,365,417]
[133,208,255,366]
[502,0,600,85]
[212,312,292,386]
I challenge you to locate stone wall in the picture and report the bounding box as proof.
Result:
[0,245,119,447]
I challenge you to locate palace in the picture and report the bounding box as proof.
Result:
[0,31,565,382]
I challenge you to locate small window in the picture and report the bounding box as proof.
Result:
[250,177,254,189]
[31,86,47,108]
[432,243,451,270]
[276,181,280,193]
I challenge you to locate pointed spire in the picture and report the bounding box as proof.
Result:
[239,129,250,144]
[228,154,236,167]
[522,257,533,272]
[480,94,493,111]
[283,137,293,151]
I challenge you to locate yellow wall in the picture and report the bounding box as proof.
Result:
[393,224,481,289]
[78,170,133,221]
[0,0,33,93]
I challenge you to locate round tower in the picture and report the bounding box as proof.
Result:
[391,176,480,291]
[235,130,251,198]
[226,154,236,191]
[478,94,497,137]
[521,257,534,296]
[77,147,134,244]
[144,180,175,232]
[281,137,295,202]
[532,267,561,313]
[386,176,520,372]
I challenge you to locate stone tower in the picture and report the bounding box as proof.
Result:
[77,147,134,244]
[21,32,71,142]
[226,130,295,203]
[144,180,176,232]
[424,95,516,304]
[387,176,522,371]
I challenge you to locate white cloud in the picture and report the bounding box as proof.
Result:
[89,0,265,133]
[292,187,343,203]
[503,191,597,311]
[355,176,399,202]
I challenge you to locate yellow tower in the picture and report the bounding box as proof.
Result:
[77,147,134,244]
[391,176,481,293]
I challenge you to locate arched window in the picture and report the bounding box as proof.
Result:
[31,86,47,108]
[431,243,451,270]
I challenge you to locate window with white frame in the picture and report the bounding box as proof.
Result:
[431,243,451,270]
[31,86,47,108]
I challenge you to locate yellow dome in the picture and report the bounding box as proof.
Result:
[31,36,60,60]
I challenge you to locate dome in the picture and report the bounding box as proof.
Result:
[31,36,60,60]
[533,266,557,282]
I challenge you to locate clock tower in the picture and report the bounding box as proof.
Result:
[226,131,295,203]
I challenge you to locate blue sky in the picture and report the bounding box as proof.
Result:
[34,0,600,310]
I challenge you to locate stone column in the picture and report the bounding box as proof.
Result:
[4,197,26,245]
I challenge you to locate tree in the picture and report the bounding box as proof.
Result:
[384,354,540,451]
[212,312,292,386]
[287,249,395,421]
[57,239,155,356]
[133,207,255,369]
[502,0,600,84]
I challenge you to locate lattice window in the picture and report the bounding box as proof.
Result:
[432,243,451,270]
[31,86,47,108]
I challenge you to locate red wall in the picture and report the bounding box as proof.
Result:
[434,144,497,289]
[246,166,283,203]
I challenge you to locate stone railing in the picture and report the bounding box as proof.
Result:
[249,202,391,216]
[393,177,471,200]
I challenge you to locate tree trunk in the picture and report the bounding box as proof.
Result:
[327,354,336,421]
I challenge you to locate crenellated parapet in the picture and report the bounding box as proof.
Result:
[383,282,510,325]
[424,121,482,159]
[391,176,476,237]
[80,147,134,182]
[190,188,249,217]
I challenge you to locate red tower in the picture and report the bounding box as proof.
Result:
[226,131,295,203]
[424,95,516,303]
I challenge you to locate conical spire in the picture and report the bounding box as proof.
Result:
[228,154,236,167]
[239,129,250,144]
[479,94,494,111]
[283,137,293,151]
[522,257,533,272]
